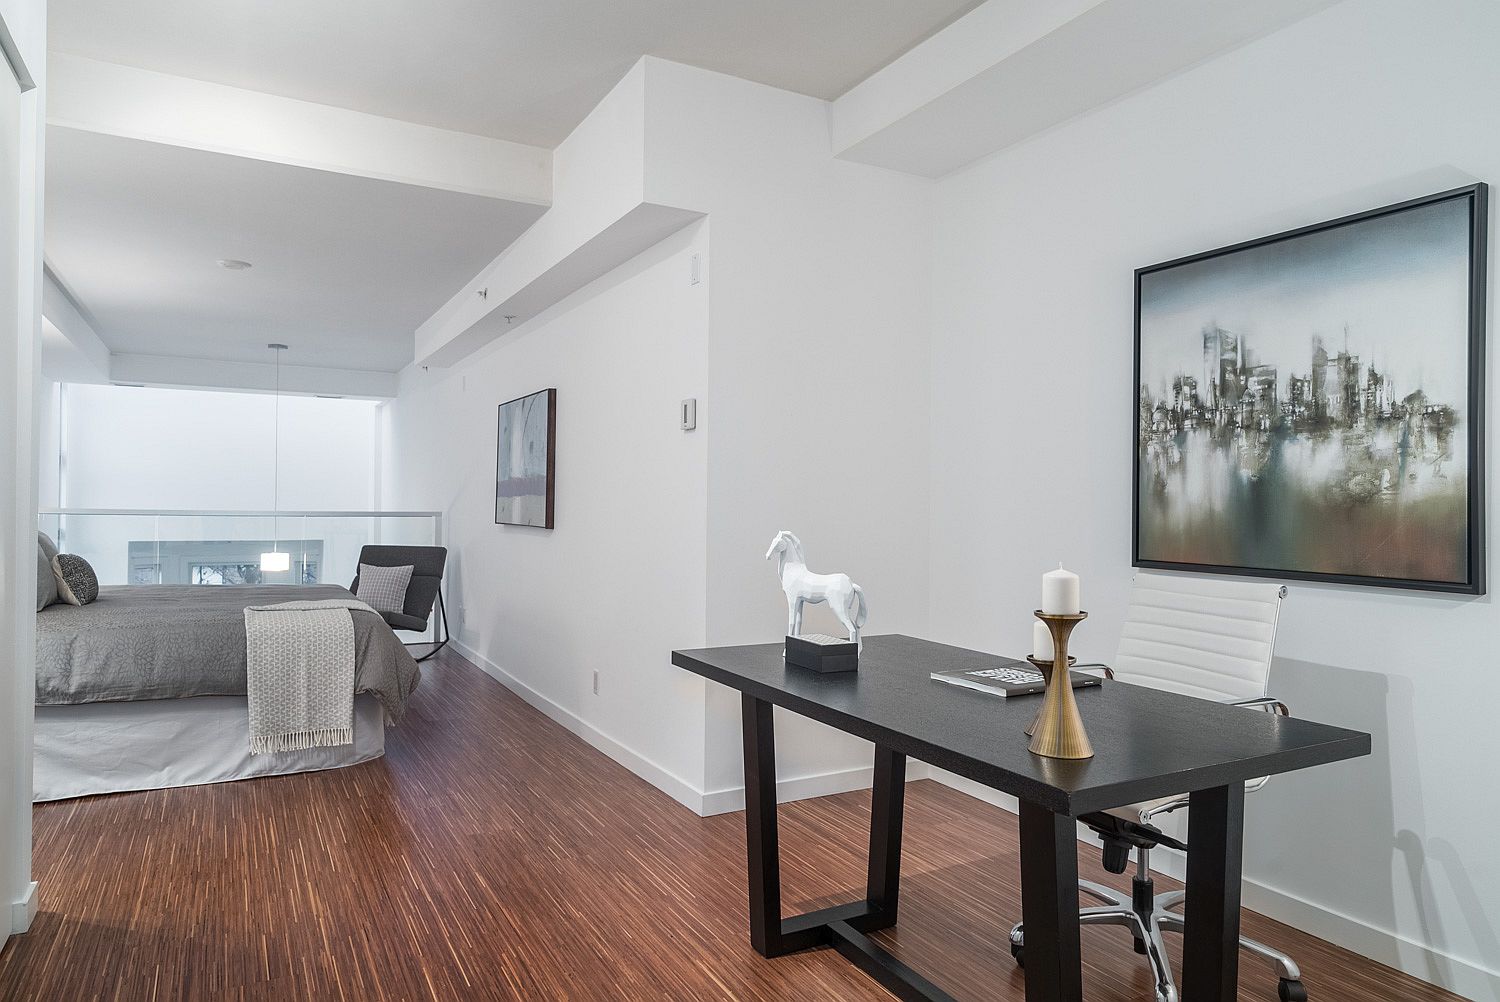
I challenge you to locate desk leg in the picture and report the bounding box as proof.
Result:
[1018,801,1083,1002]
[1182,783,1246,1001]
[865,746,906,929]
[737,699,952,1001]
[741,694,783,957]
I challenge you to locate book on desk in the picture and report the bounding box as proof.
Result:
[931,661,1103,698]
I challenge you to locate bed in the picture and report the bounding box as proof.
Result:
[35,584,421,801]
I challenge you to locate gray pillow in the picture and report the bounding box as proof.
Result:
[52,553,99,606]
[37,532,59,611]
[356,563,413,615]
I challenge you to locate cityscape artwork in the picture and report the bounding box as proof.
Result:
[495,388,557,528]
[1134,186,1486,593]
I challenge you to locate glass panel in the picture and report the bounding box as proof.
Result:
[37,512,440,588]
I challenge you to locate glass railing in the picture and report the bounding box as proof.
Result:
[38,509,443,596]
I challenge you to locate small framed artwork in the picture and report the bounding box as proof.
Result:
[1134,184,1487,594]
[495,388,556,528]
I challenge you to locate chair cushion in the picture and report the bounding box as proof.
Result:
[356,563,414,615]
[37,532,60,611]
[52,553,100,606]
[383,610,428,632]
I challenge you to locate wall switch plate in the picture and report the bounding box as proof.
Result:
[680,398,697,431]
[690,253,701,285]
[592,670,600,695]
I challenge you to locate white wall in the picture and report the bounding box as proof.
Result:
[928,0,1499,994]
[0,0,44,939]
[45,383,380,585]
[59,384,377,511]
[641,59,935,800]
[383,221,713,804]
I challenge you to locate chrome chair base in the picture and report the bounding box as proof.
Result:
[1008,857,1307,1002]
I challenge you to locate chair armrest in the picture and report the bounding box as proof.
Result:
[1228,695,1290,716]
[1127,697,1287,825]
[1139,796,1192,822]
[1072,662,1114,680]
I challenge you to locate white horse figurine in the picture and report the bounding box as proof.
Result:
[765,530,868,649]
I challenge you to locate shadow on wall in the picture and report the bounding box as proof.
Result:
[1249,655,1500,998]
[1244,658,1394,960]
[447,546,467,645]
[1396,832,1500,999]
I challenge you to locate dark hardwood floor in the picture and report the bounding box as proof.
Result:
[0,648,1461,1001]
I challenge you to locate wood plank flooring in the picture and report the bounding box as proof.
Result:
[0,648,1462,1001]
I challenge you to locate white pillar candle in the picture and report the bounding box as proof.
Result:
[1032,621,1055,662]
[1041,563,1081,615]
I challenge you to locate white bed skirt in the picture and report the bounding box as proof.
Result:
[34,693,385,802]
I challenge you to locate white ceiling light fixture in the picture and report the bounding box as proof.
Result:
[217,258,253,270]
[260,342,292,575]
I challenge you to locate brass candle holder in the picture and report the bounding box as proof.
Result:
[1024,610,1094,760]
[1023,653,1076,737]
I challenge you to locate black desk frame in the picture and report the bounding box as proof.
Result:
[741,692,1247,1002]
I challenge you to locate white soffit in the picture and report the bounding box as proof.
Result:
[48,53,551,203]
[831,0,1342,178]
[418,202,705,369]
[45,126,548,373]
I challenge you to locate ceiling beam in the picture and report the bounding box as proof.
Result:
[47,52,553,204]
[830,0,1341,178]
[40,266,110,382]
[109,354,397,400]
[416,60,711,370]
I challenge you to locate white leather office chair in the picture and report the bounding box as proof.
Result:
[1008,572,1304,1002]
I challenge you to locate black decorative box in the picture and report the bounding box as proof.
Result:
[785,634,859,673]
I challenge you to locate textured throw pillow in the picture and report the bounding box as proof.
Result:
[52,553,99,606]
[356,563,413,615]
[37,532,59,611]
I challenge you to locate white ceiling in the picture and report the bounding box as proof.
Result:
[48,0,982,147]
[45,127,547,372]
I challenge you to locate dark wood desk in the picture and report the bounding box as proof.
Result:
[672,634,1370,1002]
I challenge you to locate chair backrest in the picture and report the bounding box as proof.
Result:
[351,545,447,624]
[1114,572,1286,703]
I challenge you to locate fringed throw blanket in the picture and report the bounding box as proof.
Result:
[244,598,375,754]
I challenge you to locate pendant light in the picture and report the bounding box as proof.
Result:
[259,343,291,575]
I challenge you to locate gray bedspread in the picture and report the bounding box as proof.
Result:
[36,585,421,721]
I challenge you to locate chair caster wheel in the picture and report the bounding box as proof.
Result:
[1279,979,1308,1001]
[1010,942,1024,968]
[1133,935,1148,955]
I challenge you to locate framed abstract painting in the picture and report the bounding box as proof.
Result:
[495,388,556,528]
[1134,184,1487,594]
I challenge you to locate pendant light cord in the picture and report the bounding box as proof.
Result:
[274,347,279,546]
[272,345,283,556]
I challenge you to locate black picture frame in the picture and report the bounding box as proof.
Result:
[1133,184,1487,595]
[495,387,557,529]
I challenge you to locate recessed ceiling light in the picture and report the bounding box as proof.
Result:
[217,259,252,270]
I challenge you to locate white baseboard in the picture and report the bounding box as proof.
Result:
[1238,879,1500,1001]
[11,881,37,934]
[924,769,1500,1000]
[699,759,932,817]
[450,640,929,819]
[452,640,709,814]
